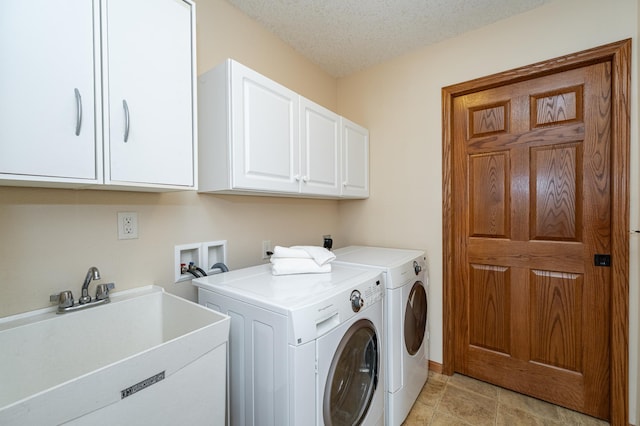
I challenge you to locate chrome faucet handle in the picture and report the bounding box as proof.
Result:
[50,291,74,308]
[95,283,115,301]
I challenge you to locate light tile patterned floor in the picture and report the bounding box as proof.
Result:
[402,371,610,426]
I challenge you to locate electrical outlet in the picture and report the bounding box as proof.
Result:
[262,240,272,259]
[117,212,138,240]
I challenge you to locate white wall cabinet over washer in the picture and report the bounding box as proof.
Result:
[198,59,368,199]
[341,118,369,199]
[299,97,342,197]
[199,59,300,194]
[0,0,196,191]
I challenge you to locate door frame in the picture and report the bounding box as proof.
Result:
[442,39,631,424]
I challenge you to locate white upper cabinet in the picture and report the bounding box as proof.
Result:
[229,60,300,193]
[300,98,341,197]
[199,60,300,193]
[341,118,369,198]
[0,0,99,183]
[198,59,368,199]
[103,0,195,188]
[0,0,196,190]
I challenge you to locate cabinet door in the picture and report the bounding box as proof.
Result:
[341,119,369,198]
[104,0,195,188]
[0,0,98,182]
[300,98,341,196]
[230,62,300,193]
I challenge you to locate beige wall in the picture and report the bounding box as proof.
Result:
[336,0,638,421]
[196,0,337,111]
[0,0,340,316]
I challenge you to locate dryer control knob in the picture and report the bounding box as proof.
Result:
[350,290,364,312]
[413,261,422,275]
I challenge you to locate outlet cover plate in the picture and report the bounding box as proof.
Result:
[262,240,272,259]
[118,212,138,240]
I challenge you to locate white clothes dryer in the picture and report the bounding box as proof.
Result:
[192,263,385,426]
[333,246,429,426]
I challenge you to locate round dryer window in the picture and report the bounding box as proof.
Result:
[324,319,379,426]
[404,282,427,355]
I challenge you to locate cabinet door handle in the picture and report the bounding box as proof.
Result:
[74,88,82,136]
[123,99,130,142]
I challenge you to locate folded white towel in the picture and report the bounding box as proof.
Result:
[271,258,332,276]
[272,246,312,259]
[272,245,335,266]
[292,246,336,266]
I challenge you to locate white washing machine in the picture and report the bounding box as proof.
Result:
[333,246,429,426]
[192,263,385,426]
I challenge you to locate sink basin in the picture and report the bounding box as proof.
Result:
[0,285,230,425]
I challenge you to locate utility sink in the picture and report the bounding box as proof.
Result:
[0,286,230,425]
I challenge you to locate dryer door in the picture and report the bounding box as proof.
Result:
[404,280,428,355]
[323,319,379,426]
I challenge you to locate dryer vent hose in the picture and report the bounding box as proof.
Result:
[211,262,229,273]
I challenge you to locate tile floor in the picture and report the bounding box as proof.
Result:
[402,371,609,425]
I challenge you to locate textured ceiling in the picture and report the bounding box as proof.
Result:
[226,0,551,77]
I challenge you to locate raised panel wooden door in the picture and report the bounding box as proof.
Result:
[453,62,611,419]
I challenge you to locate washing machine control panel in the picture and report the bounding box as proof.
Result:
[290,274,383,344]
[355,279,383,312]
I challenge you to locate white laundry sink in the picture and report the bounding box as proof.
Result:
[0,285,230,425]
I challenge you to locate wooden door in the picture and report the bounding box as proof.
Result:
[444,40,630,425]
[452,62,611,418]
[442,37,635,422]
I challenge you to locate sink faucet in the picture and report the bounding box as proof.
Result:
[50,266,115,313]
[79,266,100,304]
